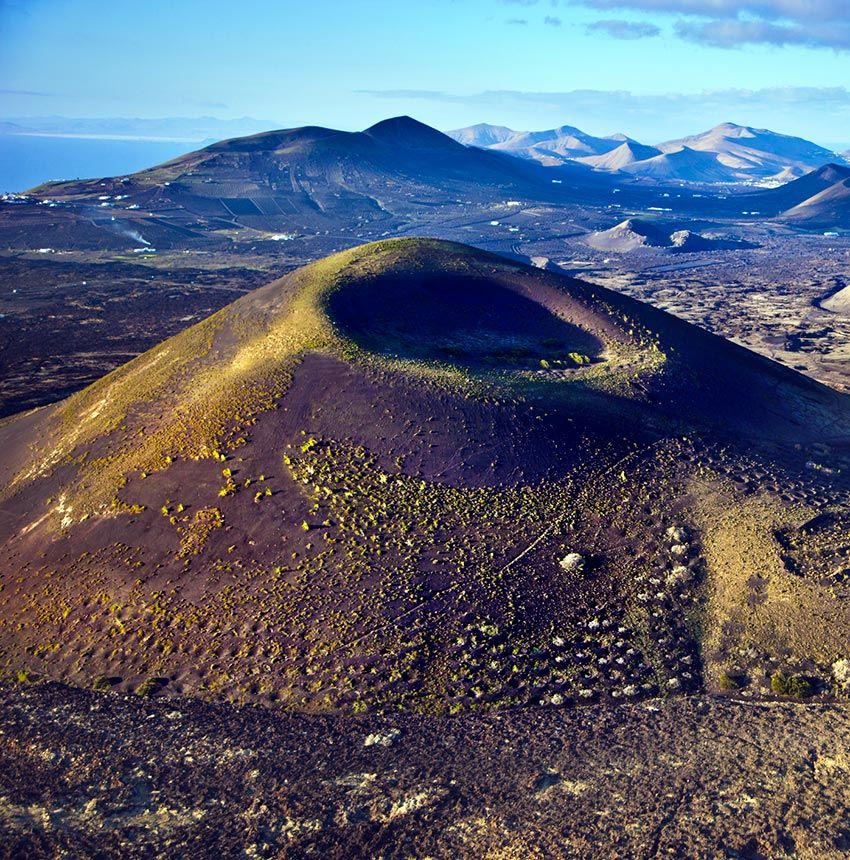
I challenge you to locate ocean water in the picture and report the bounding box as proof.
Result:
[0,135,201,193]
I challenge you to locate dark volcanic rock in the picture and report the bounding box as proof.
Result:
[2,681,850,858]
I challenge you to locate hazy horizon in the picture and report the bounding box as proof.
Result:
[1,113,848,152]
[2,109,845,194]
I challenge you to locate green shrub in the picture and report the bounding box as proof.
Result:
[92,674,115,691]
[719,672,745,692]
[770,670,812,698]
[135,677,167,698]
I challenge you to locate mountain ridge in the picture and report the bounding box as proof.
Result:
[449,120,845,184]
[24,117,609,248]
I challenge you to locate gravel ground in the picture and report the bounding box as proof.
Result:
[2,682,850,858]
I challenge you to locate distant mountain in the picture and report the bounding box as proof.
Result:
[619,147,735,183]
[577,141,662,170]
[19,116,611,249]
[448,123,516,147]
[587,218,751,252]
[656,123,837,182]
[449,120,840,185]
[448,123,627,166]
[0,120,34,135]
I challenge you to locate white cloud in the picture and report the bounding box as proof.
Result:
[571,0,850,49]
[587,19,661,38]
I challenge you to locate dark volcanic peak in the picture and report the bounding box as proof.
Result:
[779,174,850,228]
[808,162,850,185]
[754,162,850,219]
[1,238,849,715]
[790,164,850,204]
[364,115,463,150]
[204,125,341,153]
[26,116,593,246]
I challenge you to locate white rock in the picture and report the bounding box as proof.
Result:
[559,552,585,573]
[364,728,402,748]
[666,565,692,588]
[833,658,850,690]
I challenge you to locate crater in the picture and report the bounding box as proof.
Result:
[326,269,603,370]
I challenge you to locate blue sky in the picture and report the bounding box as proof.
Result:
[1,0,848,147]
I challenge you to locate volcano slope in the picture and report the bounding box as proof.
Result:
[13,116,602,249]
[2,238,850,714]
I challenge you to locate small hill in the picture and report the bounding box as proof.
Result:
[1,239,848,715]
[619,147,736,183]
[820,283,850,314]
[587,218,749,252]
[586,218,672,251]
[668,229,751,251]
[577,141,662,171]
